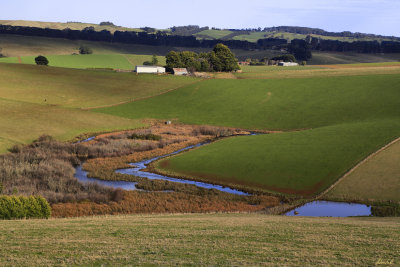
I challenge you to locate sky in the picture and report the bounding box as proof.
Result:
[1,0,399,36]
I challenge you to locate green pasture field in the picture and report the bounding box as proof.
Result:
[0,54,167,70]
[156,120,400,196]
[0,63,197,109]
[327,138,400,202]
[0,63,198,152]
[97,75,400,130]
[236,63,400,79]
[0,98,143,153]
[0,213,398,266]
[0,20,143,33]
[123,54,166,67]
[0,54,134,69]
[195,29,233,39]
[308,51,400,65]
[97,74,400,196]
[1,34,399,65]
[0,34,187,57]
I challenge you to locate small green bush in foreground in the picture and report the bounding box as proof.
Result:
[0,195,51,220]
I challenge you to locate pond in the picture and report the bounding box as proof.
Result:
[285,201,372,217]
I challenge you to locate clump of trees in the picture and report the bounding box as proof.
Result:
[271,54,296,62]
[166,43,240,72]
[79,45,93,54]
[99,21,115,26]
[0,195,51,219]
[35,55,49,65]
[288,39,312,60]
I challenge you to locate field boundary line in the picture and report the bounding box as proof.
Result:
[122,54,136,68]
[82,80,202,110]
[317,136,400,199]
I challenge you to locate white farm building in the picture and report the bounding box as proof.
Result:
[135,65,166,74]
[278,62,299,67]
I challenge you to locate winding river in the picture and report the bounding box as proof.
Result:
[74,134,372,216]
[75,141,250,195]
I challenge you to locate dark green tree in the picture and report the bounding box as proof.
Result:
[208,51,223,72]
[212,43,240,71]
[35,55,49,66]
[166,51,183,68]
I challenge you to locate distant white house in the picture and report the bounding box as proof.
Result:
[172,68,189,76]
[135,65,166,74]
[278,62,299,67]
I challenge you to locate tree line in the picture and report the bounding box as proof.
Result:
[1,24,399,56]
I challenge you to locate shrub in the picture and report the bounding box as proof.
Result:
[0,195,51,220]
[35,55,49,66]
[79,45,93,54]
[130,133,161,141]
[0,182,2,194]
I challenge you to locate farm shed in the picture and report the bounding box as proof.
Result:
[135,66,166,74]
[173,68,189,76]
[278,62,299,67]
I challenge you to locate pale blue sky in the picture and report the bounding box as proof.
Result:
[1,0,399,36]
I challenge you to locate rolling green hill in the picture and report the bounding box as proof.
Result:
[0,54,134,69]
[1,34,399,64]
[97,74,400,196]
[0,20,143,33]
[0,63,198,152]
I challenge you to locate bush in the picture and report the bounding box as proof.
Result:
[130,133,161,141]
[79,45,93,54]
[35,55,49,66]
[0,195,51,220]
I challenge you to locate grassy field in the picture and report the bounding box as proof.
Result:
[0,98,143,153]
[0,213,398,266]
[0,19,143,33]
[0,54,167,69]
[326,138,400,202]
[236,63,400,79]
[309,51,400,65]
[1,33,399,64]
[0,63,198,152]
[97,75,400,130]
[0,63,197,108]
[0,34,188,57]
[195,29,233,39]
[97,74,400,196]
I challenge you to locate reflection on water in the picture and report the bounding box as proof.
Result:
[75,166,138,190]
[285,201,371,217]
